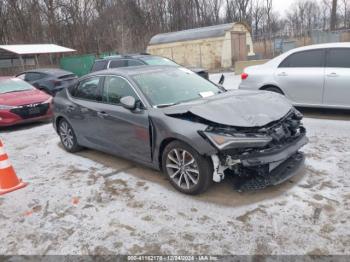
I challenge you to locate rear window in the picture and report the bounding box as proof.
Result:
[327,48,350,68]
[0,78,34,94]
[127,60,144,66]
[91,61,107,72]
[279,49,325,68]
[141,57,179,66]
[109,60,127,68]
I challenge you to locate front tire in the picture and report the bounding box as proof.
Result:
[162,141,213,195]
[58,119,82,153]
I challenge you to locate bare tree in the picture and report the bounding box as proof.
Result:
[331,0,338,30]
[252,0,264,38]
[0,0,348,55]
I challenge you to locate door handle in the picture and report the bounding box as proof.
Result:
[97,111,109,118]
[278,72,288,77]
[327,72,338,77]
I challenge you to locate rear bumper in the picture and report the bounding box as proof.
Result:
[238,82,256,90]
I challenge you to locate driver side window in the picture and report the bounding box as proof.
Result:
[102,76,139,105]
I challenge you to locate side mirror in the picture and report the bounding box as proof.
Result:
[120,96,136,110]
[219,74,225,85]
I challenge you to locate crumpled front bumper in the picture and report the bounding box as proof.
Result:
[228,133,308,191]
[240,134,308,167]
[233,152,305,191]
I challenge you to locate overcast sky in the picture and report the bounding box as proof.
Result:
[273,0,290,14]
[273,0,323,15]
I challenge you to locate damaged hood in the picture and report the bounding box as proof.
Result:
[162,90,293,128]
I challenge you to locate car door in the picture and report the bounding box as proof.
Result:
[323,48,350,107]
[93,75,152,163]
[275,49,326,105]
[68,76,104,147]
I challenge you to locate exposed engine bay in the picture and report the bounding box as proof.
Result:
[204,109,308,190]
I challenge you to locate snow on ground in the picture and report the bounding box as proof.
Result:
[209,72,241,90]
[0,73,349,255]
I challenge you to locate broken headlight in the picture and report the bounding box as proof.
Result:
[204,132,272,150]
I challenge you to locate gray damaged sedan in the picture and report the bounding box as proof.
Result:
[53,66,308,195]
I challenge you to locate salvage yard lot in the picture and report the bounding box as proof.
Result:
[0,75,349,255]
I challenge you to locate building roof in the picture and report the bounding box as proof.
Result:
[0,44,76,57]
[149,23,238,45]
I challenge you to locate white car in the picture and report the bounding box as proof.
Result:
[239,43,350,109]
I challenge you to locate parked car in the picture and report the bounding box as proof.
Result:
[239,43,350,109]
[16,68,77,96]
[91,54,210,79]
[53,66,307,195]
[0,77,52,127]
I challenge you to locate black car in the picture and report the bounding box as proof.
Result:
[16,68,77,96]
[53,66,307,195]
[91,54,209,80]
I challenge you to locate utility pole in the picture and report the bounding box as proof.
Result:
[330,0,338,31]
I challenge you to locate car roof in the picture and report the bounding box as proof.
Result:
[19,68,74,76]
[86,65,178,78]
[95,53,155,62]
[288,42,350,53]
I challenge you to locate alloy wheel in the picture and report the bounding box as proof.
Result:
[166,148,200,190]
[59,121,74,150]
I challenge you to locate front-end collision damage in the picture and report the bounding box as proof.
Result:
[203,109,308,190]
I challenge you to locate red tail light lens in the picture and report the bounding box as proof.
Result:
[241,73,249,80]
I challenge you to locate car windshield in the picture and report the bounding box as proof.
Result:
[141,57,179,66]
[132,68,221,107]
[0,78,34,94]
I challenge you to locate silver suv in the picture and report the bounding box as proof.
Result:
[239,43,350,109]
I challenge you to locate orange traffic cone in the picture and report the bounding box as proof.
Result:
[0,140,28,195]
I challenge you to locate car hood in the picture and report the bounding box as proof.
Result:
[187,67,208,73]
[162,90,293,128]
[0,89,50,106]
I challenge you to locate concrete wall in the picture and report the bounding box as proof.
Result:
[147,37,224,70]
[147,23,254,70]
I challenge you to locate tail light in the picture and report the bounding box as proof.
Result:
[241,73,249,80]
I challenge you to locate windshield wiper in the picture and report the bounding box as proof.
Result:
[155,102,180,108]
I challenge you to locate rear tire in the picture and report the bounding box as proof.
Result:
[162,141,213,195]
[264,86,283,95]
[58,119,82,153]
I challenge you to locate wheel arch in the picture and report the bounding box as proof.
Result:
[158,137,177,171]
[157,136,215,172]
[260,84,284,94]
[55,115,75,133]
[55,116,65,132]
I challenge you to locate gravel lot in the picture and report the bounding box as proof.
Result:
[0,74,349,255]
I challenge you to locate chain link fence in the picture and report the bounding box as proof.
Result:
[252,29,350,59]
